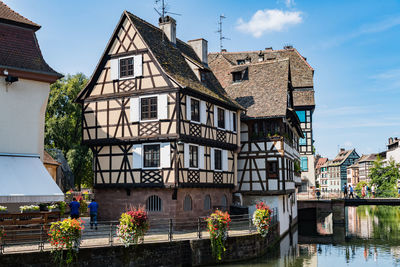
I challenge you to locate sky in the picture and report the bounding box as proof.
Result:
[6,0,400,159]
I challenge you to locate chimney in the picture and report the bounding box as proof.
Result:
[265,47,273,51]
[340,148,345,152]
[221,49,227,52]
[389,137,394,145]
[187,38,208,66]
[159,16,176,45]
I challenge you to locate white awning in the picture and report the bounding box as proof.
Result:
[0,154,64,203]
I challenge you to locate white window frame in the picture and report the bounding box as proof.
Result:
[187,96,202,125]
[188,144,199,170]
[214,148,223,172]
[142,142,162,170]
[215,105,226,130]
[139,94,159,122]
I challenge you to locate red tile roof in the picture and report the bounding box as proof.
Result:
[0,1,40,30]
[0,1,61,79]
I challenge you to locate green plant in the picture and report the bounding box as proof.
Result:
[48,218,84,266]
[57,201,66,216]
[19,205,40,212]
[294,161,301,173]
[48,204,58,210]
[0,206,7,212]
[370,157,400,197]
[116,207,149,247]
[79,199,88,215]
[253,202,272,237]
[206,210,231,261]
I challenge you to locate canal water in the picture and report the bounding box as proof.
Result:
[222,206,400,266]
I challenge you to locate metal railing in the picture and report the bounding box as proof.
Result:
[0,211,278,254]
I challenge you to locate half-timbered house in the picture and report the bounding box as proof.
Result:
[76,12,242,220]
[209,47,316,192]
[209,52,304,236]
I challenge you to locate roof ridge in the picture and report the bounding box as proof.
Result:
[0,1,40,29]
[230,57,289,67]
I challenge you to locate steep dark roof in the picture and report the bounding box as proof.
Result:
[0,1,40,30]
[223,59,290,118]
[330,149,357,166]
[123,11,241,109]
[316,157,328,169]
[209,48,315,107]
[0,23,61,78]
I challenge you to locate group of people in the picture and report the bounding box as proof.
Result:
[343,183,376,199]
[69,198,99,230]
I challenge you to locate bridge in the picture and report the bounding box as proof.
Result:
[298,198,400,224]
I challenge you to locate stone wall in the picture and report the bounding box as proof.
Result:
[95,187,232,221]
[0,225,279,267]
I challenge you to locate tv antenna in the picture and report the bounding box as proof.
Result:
[217,15,229,52]
[154,0,181,22]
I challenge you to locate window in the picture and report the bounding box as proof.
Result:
[189,145,198,168]
[217,108,225,128]
[296,110,306,123]
[301,157,308,171]
[221,194,227,207]
[232,112,237,132]
[204,195,211,210]
[143,144,160,168]
[184,195,192,211]
[141,97,157,120]
[146,195,162,212]
[191,98,200,122]
[268,161,278,176]
[214,149,222,170]
[237,59,245,65]
[299,138,306,146]
[120,57,134,78]
[232,71,242,82]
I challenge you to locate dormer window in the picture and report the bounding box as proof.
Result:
[120,57,134,78]
[258,54,264,62]
[232,71,242,82]
[245,56,251,64]
[237,59,245,65]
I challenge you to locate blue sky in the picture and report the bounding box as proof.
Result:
[7,0,400,159]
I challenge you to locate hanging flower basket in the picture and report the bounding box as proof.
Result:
[19,205,40,213]
[116,207,149,247]
[48,218,84,265]
[0,205,7,214]
[206,210,231,261]
[252,202,272,237]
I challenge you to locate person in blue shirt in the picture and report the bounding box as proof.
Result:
[69,198,80,219]
[349,185,355,199]
[88,199,99,230]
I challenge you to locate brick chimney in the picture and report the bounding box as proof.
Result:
[159,16,176,45]
[187,38,208,66]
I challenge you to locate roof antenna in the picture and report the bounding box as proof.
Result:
[217,15,229,52]
[154,0,181,22]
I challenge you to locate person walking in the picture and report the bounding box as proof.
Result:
[366,185,369,198]
[69,197,80,219]
[349,185,355,199]
[88,199,99,230]
[371,185,376,198]
[343,183,348,199]
[362,185,366,198]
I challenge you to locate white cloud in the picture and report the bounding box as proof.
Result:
[284,0,295,8]
[236,9,302,38]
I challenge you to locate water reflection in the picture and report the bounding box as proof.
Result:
[224,206,400,266]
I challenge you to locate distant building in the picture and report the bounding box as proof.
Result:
[0,2,63,206]
[347,162,359,186]
[358,154,377,183]
[387,137,400,164]
[315,157,328,190]
[329,148,360,190]
[326,160,341,192]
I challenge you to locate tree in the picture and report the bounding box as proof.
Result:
[369,156,400,197]
[45,73,93,189]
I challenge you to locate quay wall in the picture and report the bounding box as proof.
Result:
[0,225,279,267]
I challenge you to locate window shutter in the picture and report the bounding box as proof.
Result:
[199,146,205,169]
[230,111,234,132]
[110,58,119,80]
[222,150,228,171]
[158,94,168,120]
[134,54,143,77]
[184,143,189,168]
[160,143,171,168]
[186,96,191,121]
[210,148,215,170]
[200,101,207,124]
[225,109,230,131]
[130,97,140,122]
[214,105,218,128]
[132,144,142,168]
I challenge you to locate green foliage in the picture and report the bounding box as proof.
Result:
[294,161,301,173]
[45,73,92,189]
[370,156,400,197]
[355,181,368,196]
[79,199,88,215]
